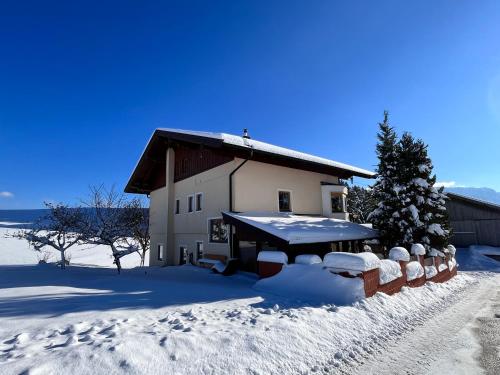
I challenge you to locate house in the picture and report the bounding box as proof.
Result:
[125,128,378,272]
[446,192,500,247]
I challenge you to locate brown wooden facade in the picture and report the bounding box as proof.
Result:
[446,192,500,247]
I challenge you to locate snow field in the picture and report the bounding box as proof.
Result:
[1,228,498,374]
[0,264,480,375]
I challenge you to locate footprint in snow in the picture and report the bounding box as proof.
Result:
[159,337,167,347]
[78,327,94,336]
[78,335,93,343]
[172,323,185,331]
[4,333,29,346]
[98,325,117,338]
[45,335,75,350]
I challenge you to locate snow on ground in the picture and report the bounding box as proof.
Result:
[0,227,499,374]
[456,245,500,272]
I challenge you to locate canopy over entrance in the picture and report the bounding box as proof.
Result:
[222,212,378,245]
[222,211,378,246]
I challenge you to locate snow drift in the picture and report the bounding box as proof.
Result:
[254,263,365,305]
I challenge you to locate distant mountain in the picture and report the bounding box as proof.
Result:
[0,208,148,229]
[445,187,500,205]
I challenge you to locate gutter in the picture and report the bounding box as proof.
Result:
[228,151,253,258]
[229,151,253,212]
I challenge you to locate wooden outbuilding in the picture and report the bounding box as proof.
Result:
[446,192,500,247]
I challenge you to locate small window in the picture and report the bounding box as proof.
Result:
[187,195,194,213]
[208,218,228,243]
[278,190,291,212]
[196,241,204,261]
[195,193,203,212]
[175,199,180,214]
[157,244,164,261]
[331,193,345,213]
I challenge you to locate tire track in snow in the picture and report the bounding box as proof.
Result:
[348,273,499,375]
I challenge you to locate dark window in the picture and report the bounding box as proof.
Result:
[188,195,193,213]
[157,244,164,261]
[331,194,344,213]
[196,241,204,260]
[278,191,291,212]
[175,199,180,214]
[196,193,203,211]
[209,218,228,243]
[179,246,187,265]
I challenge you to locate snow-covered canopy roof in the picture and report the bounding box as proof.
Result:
[222,211,378,245]
[125,128,375,193]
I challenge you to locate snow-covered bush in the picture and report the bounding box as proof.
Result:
[406,261,424,281]
[448,258,457,270]
[295,254,322,265]
[411,243,426,256]
[447,244,457,256]
[254,264,365,305]
[389,247,410,262]
[438,263,448,272]
[257,251,288,264]
[323,252,380,272]
[429,248,445,257]
[379,259,403,285]
[425,265,438,279]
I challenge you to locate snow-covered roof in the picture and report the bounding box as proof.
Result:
[447,191,500,212]
[125,127,375,194]
[157,128,375,178]
[222,211,378,245]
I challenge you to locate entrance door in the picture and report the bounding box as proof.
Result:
[179,246,187,265]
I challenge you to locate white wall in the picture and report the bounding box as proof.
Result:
[233,159,339,215]
[149,186,167,266]
[149,155,347,266]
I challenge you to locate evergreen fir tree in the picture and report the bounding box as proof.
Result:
[368,111,402,249]
[368,113,451,253]
[409,138,451,250]
[395,132,425,249]
[394,133,451,251]
[347,185,376,224]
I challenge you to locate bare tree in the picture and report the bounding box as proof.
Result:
[124,198,150,266]
[82,186,141,274]
[11,203,86,269]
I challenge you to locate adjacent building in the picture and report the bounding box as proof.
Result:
[446,192,500,247]
[125,128,377,272]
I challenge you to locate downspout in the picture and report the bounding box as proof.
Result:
[228,151,253,257]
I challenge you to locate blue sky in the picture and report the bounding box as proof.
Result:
[1,1,500,209]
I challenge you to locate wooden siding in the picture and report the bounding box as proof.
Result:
[173,145,233,183]
[446,198,500,247]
